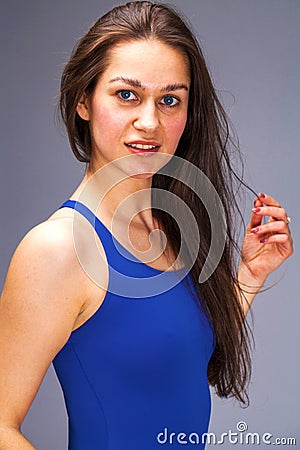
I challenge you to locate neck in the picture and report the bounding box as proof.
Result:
[72,160,156,229]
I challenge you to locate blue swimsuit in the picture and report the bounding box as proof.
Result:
[53,200,215,449]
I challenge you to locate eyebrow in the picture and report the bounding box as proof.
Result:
[109,76,189,92]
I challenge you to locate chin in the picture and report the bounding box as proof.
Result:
[108,153,173,181]
[117,160,158,179]
[129,172,155,179]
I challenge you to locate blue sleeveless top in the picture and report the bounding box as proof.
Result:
[53,200,215,450]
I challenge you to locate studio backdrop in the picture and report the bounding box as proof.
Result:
[0,0,299,448]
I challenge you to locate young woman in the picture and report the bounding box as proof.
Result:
[0,2,293,449]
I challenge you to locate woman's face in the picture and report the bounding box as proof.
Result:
[77,39,190,178]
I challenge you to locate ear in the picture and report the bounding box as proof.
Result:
[76,92,90,121]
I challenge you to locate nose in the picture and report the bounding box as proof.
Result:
[133,101,159,133]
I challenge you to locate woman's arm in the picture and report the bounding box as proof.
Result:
[237,192,293,316]
[0,429,36,450]
[0,219,87,449]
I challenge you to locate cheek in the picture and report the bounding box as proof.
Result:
[90,103,128,142]
[165,113,187,147]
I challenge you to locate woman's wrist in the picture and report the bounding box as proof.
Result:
[237,262,267,291]
[236,263,267,316]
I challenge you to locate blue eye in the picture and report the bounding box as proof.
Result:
[118,90,135,101]
[162,95,179,107]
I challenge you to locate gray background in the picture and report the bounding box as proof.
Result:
[1,0,299,448]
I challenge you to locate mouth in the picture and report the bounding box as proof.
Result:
[125,141,160,156]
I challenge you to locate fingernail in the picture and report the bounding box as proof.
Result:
[251,227,260,233]
[252,207,261,213]
[260,238,268,243]
[259,192,266,199]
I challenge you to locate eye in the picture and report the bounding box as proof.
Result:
[117,90,137,102]
[161,95,179,107]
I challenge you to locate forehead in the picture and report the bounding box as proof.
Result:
[102,39,190,88]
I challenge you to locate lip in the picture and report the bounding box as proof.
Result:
[125,140,161,156]
[126,140,161,147]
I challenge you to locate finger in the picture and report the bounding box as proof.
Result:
[250,220,291,236]
[258,192,281,207]
[252,206,288,222]
[254,197,262,208]
[248,196,264,229]
[260,233,292,245]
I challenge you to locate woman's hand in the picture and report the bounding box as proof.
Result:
[240,192,293,285]
[236,192,293,315]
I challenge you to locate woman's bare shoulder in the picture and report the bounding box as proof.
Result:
[2,207,108,334]
[14,213,79,272]
[14,206,106,272]
[5,207,104,297]
[2,216,83,309]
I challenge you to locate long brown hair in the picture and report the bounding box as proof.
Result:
[59,1,255,404]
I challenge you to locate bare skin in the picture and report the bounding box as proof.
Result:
[0,38,293,448]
